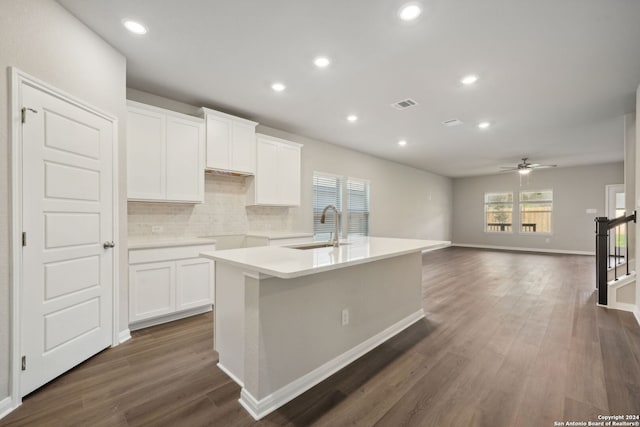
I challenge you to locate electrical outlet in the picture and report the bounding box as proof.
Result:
[151,226,163,234]
[341,308,349,326]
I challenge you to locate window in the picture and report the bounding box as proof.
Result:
[519,190,552,233]
[346,178,370,237]
[312,173,342,239]
[313,173,371,239]
[484,192,514,232]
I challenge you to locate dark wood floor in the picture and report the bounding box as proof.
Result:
[2,247,640,426]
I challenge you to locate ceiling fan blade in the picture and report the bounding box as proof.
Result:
[497,158,558,174]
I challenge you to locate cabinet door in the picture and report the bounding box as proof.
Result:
[176,258,214,311]
[231,122,256,174]
[206,115,231,170]
[127,108,166,200]
[278,144,301,206]
[255,138,281,204]
[166,116,204,202]
[129,262,176,322]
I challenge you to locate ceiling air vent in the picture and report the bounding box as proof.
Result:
[441,118,463,127]
[391,98,418,110]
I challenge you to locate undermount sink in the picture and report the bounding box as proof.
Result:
[289,242,351,250]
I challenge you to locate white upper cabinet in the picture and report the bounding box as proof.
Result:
[278,142,301,205]
[248,134,303,206]
[127,101,205,203]
[127,107,166,200]
[202,107,258,174]
[165,116,203,202]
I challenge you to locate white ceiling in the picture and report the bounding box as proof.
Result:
[58,0,640,177]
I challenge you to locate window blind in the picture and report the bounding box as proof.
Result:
[347,178,370,236]
[312,173,342,239]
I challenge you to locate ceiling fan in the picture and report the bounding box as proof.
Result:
[500,157,557,175]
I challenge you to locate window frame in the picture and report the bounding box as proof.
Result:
[312,171,344,240]
[483,191,515,234]
[346,176,371,238]
[312,172,372,240]
[518,189,554,236]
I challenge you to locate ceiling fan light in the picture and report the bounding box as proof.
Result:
[518,169,531,175]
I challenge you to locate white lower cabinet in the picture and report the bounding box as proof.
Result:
[129,244,215,327]
[176,258,214,311]
[129,261,176,322]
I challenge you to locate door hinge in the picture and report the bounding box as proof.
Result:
[22,232,27,247]
[21,107,38,124]
[21,356,26,371]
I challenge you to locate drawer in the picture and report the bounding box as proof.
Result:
[130,244,216,264]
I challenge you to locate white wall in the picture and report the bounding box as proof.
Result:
[126,89,453,242]
[0,0,127,401]
[258,125,452,241]
[636,84,640,312]
[625,113,637,264]
[452,163,624,253]
[128,175,294,240]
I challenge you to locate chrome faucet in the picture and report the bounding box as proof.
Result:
[320,205,340,247]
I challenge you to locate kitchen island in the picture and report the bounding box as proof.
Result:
[200,236,450,419]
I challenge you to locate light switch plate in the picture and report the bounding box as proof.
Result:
[586,208,597,214]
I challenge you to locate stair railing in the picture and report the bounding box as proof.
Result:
[595,211,636,305]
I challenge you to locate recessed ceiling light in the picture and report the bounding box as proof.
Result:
[122,19,148,35]
[398,140,408,146]
[478,121,491,129]
[314,56,331,68]
[347,115,358,122]
[271,82,286,92]
[398,3,422,21]
[461,74,478,85]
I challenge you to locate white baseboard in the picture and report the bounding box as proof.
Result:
[607,301,638,313]
[129,305,212,331]
[118,328,131,344]
[238,309,425,420]
[0,396,17,421]
[452,243,594,256]
[217,363,244,388]
[421,242,451,253]
[634,307,640,327]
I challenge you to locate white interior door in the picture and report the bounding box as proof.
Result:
[20,82,114,396]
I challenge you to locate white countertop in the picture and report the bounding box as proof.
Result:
[245,231,314,240]
[200,236,450,279]
[128,237,217,250]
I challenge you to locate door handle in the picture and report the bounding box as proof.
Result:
[103,241,115,249]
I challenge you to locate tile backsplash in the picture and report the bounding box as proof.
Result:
[128,174,294,241]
